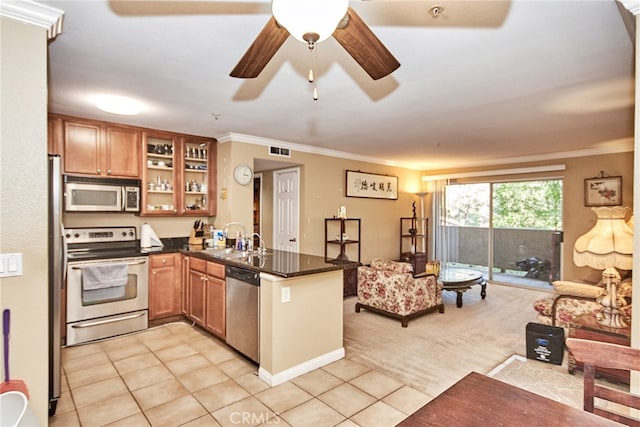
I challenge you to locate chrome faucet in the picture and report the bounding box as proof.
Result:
[250,233,267,254]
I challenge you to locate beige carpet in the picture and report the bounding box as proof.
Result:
[343,283,551,399]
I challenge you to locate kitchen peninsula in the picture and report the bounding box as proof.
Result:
[185,248,357,386]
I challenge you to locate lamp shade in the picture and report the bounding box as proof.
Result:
[573,206,633,270]
[272,0,349,43]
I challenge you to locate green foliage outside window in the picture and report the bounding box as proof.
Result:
[446,180,562,230]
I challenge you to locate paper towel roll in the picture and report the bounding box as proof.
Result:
[141,223,163,248]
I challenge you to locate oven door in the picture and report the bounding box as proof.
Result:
[66,256,148,345]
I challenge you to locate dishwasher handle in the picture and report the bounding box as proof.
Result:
[225,265,260,286]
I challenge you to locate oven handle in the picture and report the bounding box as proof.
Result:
[70,311,146,328]
[71,259,147,269]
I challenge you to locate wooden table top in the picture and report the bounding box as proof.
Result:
[397,372,619,426]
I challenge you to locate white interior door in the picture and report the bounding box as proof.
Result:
[273,167,300,252]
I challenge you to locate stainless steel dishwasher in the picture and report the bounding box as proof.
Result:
[225,265,260,363]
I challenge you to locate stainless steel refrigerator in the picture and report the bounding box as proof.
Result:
[48,154,64,416]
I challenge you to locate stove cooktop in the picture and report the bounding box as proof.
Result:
[65,226,142,261]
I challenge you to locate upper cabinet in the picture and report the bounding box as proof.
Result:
[142,131,179,215]
[181,136,216,216]
[62,118,140,178]
[50,114,217,217]
[141,132,217,216]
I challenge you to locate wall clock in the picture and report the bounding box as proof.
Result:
[234,164,253,185]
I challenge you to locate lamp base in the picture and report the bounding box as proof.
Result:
[596,307,628,328]
[595,267,628,329]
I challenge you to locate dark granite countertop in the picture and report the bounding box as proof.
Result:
[139,236,358,278]
[184,248,358,278]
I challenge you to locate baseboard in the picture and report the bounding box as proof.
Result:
[258,348,345,386]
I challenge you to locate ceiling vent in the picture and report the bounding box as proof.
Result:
[269,146,291,157]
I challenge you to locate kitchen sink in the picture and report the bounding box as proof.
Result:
[202,248,271,260]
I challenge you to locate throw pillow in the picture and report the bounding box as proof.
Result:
[552,280,604,298]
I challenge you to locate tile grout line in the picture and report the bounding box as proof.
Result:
[55,322,424,426]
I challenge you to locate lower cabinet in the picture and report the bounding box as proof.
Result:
[188,258,207,325]
[181,255,190,316]
[187,257,225,338]
[149,253,182,320]
[204,262,225,338]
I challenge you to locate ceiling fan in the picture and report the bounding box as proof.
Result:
[229,0,400,81]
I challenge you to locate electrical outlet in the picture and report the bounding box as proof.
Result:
[281,287,291,303]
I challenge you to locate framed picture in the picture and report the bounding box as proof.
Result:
[584,176,622,206]
[346,170,398,200]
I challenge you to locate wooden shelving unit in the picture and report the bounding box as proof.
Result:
[325,218,361,297]
[400,217,428,275]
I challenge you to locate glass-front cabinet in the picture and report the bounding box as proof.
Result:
[142,132,178,215]
[141,132,216,216]
[182,136,212,215]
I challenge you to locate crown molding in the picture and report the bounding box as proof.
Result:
[618,0,640,15]
[216,132,407,168]
[0,0,64,39]
[216,132,634,172]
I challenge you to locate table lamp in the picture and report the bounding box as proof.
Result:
[573,206,633,328]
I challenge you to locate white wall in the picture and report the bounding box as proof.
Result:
[0,16,50,424]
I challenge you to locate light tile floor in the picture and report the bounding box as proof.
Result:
[49,322,429,426]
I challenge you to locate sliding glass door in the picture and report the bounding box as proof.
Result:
[443,179,563,287]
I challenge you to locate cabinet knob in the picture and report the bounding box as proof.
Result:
[162,259,166,264]
[97,168,101,173]
[152,271,156,275]
[107,169,112,175]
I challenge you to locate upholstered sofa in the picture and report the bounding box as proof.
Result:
[533,271,632,331]
[356,258,444,327]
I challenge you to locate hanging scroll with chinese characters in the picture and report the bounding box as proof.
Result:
[346,170,398,200]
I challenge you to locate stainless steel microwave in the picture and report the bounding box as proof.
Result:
[63,175,140,212]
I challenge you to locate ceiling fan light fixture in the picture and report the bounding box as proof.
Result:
[272,0,348,44]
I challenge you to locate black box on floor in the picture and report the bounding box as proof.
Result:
[525,322,564,365]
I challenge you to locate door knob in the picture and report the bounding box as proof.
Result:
[289,237,297,242]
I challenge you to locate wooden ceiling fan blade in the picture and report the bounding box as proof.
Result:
[333,7,400,80]
[230,17,289,78]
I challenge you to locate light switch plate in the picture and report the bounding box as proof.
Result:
[0,253,22,277]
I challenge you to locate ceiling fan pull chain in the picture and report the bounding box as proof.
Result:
[307,40,319,100]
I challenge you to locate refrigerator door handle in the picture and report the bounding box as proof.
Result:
[61,222,67,286]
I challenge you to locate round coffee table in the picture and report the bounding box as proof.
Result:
[439,268,487,308]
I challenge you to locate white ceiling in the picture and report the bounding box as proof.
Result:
[43,0,635,170]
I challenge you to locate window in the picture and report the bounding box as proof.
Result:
[442,179,563,287]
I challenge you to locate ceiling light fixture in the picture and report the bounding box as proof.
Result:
[272,0,348,101]
[93,94,143,115]
[272,0,349,45]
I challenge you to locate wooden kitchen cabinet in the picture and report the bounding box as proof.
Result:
[148,253,182,320]
[180,136,217,216]
[141,131,179,215]
[188,257,207,326]
[181,255,190,316]
[204,261,225,338]
[140,133,217,216]
[185,257,226,338]
[48,115,63,155]
[61,117,141,178]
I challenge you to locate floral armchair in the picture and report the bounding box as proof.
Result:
[356,258,444,327]
[533,271,632,332]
